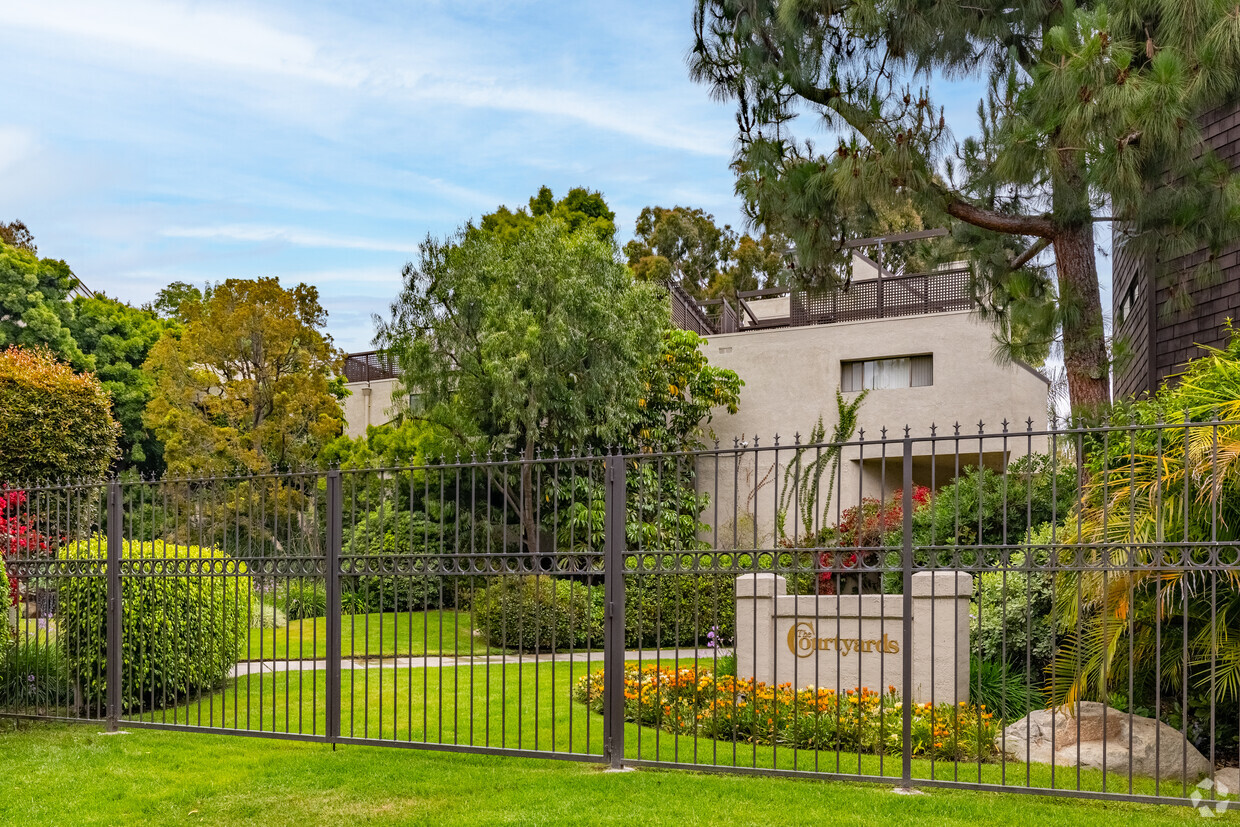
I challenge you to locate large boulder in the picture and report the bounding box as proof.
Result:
[997,702,1211,783]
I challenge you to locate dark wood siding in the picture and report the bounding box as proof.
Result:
[1112,100,1240,399]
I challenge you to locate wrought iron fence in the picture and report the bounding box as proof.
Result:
[2,420,1238,808]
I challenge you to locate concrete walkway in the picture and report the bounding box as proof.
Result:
[228,648,716,677]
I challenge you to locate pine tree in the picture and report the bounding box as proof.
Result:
[691,0,1240,412]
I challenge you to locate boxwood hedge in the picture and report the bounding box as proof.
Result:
[57,537,250,711]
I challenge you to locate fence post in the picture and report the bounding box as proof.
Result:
[325,470,342,744]
[105,479,122,731]
[602,454,627,770]
[900,437,914,789]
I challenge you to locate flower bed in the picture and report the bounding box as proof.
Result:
[574,666,1000,762]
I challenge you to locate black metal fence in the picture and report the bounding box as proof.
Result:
[2,420,1238,808]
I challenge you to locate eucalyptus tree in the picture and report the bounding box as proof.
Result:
[691,0,1240,411]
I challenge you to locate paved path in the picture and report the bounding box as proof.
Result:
[228,648,716,677]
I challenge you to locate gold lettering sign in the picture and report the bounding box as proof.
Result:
[786,622,900,658]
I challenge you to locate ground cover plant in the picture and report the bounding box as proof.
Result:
[574,665,999,762]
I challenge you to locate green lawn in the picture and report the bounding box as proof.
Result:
[0,721,1221,826]
[121,661,1220,803]
[245,611,502,661]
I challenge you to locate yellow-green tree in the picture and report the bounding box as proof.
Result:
[143,277,344,474]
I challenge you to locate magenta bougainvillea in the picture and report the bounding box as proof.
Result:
[818,486,931,595]
[0,489,52,606]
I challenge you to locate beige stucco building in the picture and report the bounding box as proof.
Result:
[339,263,1049,546]
[340,351,401,438]
[677,264,1050,547]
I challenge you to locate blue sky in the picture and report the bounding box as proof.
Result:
[1,1,1108,353]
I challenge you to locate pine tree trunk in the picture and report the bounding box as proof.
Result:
[1052,222,1111,415]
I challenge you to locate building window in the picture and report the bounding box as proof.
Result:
[1116,275,1140,327]
[841,355,933,391]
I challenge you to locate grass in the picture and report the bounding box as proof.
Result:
[0,720,1223,825]
[119,661,1224,803]
[245,611,501,661]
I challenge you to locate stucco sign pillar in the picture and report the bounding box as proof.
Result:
[735,570,972,705]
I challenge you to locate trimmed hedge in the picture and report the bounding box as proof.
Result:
[471,576,603,651]
[624,573,736,648]
[0,346,119,482]
[471,573,737,651]
[341,505,461,611]
[58,537,250,711]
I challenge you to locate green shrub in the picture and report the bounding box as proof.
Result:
[275,580,328,620]
[0,346,119,483]
[909,453,1077,556]
[472,576,603,651]
[341,504,461,611]
[970,657,1045,721]
[249,599,287,629]
[624,573,736,648]
[57,537,251,711]
[971,525,1056,672]
[0,638,69,709]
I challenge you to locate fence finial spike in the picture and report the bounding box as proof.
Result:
[977,419,985,434]
[753,435,760,448]
[733,436,740,449]
[880,426,887,439]
[1001,418,1010,433]
[713,438,720,449]
[903,424,910,438]
[953,421,961,436]
[929,422,937,437]
[773,433,780,447]
[1026,417,1035,432]
[794,431,801,445]
[858,427,866,441]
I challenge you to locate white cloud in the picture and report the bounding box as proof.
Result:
[7,1,359,87]
[6,1,731,157]
[161,224,417,254]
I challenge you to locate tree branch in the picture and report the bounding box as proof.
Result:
[1010,238,1052,270]
[945,199,1057,239]
[789,79,1059,240]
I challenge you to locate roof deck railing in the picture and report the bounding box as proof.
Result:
[675,264,974,336]
[342,350,400,383]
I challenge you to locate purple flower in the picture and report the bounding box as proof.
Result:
[27,674,35,683]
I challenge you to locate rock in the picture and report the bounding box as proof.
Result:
[996,702,1212,783]
[1213,767,1240,796]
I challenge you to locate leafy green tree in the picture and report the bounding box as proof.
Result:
[624,205,791,299]
[478,185,617,244]
[0,242,87,368]
[152,281,210,322]
[625,206,734,297]
[691,0,1240,412]
[375,220,666,556]
[143,277,344,474]
[631,328,741,452]
[67,294,172,473]
[0,221,36,255]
